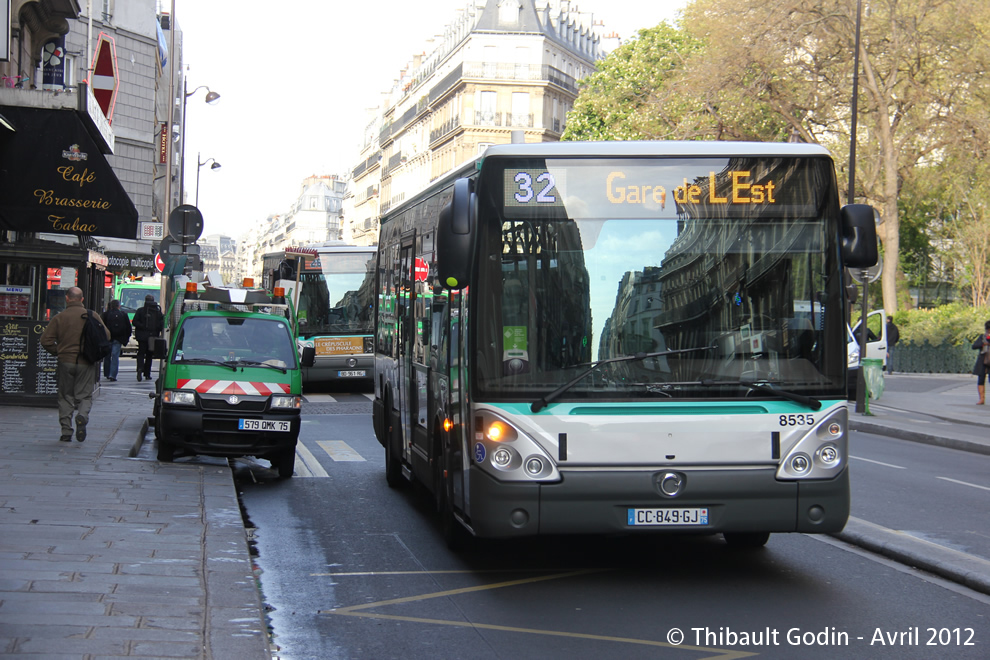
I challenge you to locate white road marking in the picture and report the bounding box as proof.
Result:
[295,441,330,477]
[318,440,366,462]
[850,455,906,469]
[936,476,990,492]
[304,394,338,403]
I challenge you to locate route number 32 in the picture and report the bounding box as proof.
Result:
[514,172,557,204]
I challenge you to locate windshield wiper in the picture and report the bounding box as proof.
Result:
[698,379,822,410]
[177,357,237,371]
[738,380,822,410]
[530,345,716,413]
[230,359,288,374]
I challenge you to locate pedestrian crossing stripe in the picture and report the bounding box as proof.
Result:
[177,379,291,396]
[317,440,366,462]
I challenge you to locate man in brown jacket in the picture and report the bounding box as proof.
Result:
[40,287,110,442]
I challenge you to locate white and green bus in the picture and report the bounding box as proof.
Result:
[372,141,877,547]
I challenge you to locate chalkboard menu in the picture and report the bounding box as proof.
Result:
[1,320,59,406]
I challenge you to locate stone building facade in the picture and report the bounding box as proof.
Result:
[344,0,612,246]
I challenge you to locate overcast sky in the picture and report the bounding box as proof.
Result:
[172,0,688,239]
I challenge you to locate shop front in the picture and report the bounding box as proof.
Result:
[0,104,138,406]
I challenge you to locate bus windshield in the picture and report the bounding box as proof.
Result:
[296,252,375,337]
[472,156,846,401]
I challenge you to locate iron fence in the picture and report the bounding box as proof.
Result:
[888,342,979,374]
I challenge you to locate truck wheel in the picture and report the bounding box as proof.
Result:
[157,439,174,462]
[274,446,295,479]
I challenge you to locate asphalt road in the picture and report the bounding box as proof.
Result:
[227,400,990,659]
[849,431,990,561]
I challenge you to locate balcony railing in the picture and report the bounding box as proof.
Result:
[473,111,533,128]
[430,116,461,142]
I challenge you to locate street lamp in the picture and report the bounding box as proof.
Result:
[179,82,221,205]
[196,153,221,207]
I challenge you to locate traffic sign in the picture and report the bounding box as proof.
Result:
[414,257,429,282]
[90,33,119,121]
[167,204,204,244]
[155,253,164,272]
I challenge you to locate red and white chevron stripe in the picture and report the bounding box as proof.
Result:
[177,379,292,396]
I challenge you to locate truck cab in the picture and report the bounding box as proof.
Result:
[152,284,314,477]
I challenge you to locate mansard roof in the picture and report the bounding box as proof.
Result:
[474,0,546,34]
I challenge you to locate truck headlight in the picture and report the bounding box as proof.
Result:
[271,395,301,409]
[163,390,196,406]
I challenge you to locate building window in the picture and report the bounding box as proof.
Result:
[478,91,496,125]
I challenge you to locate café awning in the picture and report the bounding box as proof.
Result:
[0,105,139,239]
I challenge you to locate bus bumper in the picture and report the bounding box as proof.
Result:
[301,355,374,384]
[465,465,849,538]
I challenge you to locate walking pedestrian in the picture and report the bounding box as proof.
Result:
[39,287,110,442]
[101,299,132,381]
[973,320,990,405]
[886,315,900,374]
[132,294,164,382]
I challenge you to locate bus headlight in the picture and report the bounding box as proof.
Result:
[473,409,559,482]
[777,407,847,480]
[492,447,513,468]
[817,444,840,466]
[271,395,301,409]
[789,454,811,474]
[163,390,196,406]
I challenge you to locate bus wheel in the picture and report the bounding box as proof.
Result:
[722,532,770,548]
[385,433,403,488]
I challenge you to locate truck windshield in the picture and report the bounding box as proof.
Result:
[174,317,297,369]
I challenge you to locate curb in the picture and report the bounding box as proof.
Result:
[833,518,990,596]
[848,418,990,456]
[130,416,151,457]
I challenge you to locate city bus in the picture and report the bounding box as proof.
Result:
[372,141,878,548]
[262,244,376,386]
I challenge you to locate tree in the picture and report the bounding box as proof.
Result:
[562,24,705,142]
[567,0,990,313]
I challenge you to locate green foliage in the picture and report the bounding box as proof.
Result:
[562,24,704,142]
[894,303,990,347]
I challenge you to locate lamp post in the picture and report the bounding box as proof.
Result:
[196,153,221,207]
[179,82,220,206]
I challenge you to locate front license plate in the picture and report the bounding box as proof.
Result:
[338,370,366,377]
[627,507,709,526]
[238,419,291,432]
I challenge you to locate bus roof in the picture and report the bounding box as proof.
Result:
[480,140,832,160]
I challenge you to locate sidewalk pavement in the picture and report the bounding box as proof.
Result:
[0,368,271,659]
[840,371,990,595]
[1,371,988,658]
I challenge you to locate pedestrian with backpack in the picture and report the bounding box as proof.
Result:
[102,298,132,382]
[132,294,164,382]
[39,287,110,442]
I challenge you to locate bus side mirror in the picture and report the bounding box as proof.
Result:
[840,204,878,268]
[437,178,477,290]
[152,337,169,360]
[301,346,315,368]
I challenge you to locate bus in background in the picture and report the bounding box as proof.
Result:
[114,276,162,354]
[373,141,878,548]
[262,244,376,387]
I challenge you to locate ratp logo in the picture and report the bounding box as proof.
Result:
[61,144,88,161]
